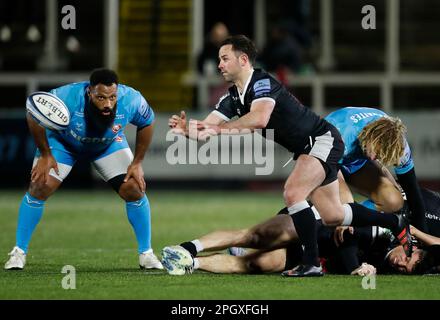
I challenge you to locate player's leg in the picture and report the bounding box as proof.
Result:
[309,178,413,256]
[92,142,162,269]
[283,127,346,277]
[162,211,299,275]
[283,153,326,271]
[337,171,355,204]
[179,213,297,257]
[345,160,403,213]
[195,249,287,274]
[5,146,74,270]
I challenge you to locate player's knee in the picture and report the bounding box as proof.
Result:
[118,179,143,202]
[283,188,303,206]
[321,215,343,227]
[28,182,52,201]
[245,258,264,274]
[381,192,404,213]
[248,228,275,248]
[248,231,263,248]
[320,207,345,226]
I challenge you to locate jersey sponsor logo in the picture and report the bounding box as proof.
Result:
[349,112,383,123]
[115,136,123,142]
[112,124,122,133]
[253,79,271,96]
[75,122,84,132]
[25,194,42,205]
[426,212,440,222]
[69,129,114,144]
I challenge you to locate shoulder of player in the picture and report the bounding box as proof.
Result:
[214,91,234,109]
[117,84,149,109]
[51,81,88,97]
[50,81,88,111]
[117,84,141,99]
[249,69,280,93]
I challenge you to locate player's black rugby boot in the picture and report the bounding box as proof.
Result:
[281,264,324,277]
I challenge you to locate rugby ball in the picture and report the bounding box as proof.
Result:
[26,91,70,130]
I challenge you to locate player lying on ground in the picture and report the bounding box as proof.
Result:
[325,107,428,234]
[169,35,412,277]
[161,187,440,276]
[4,69,163,271]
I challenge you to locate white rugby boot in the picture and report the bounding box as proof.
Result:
[227,247,248,257]
[161,245,194,275]
[4,246,26,270]
[139,250,164,270]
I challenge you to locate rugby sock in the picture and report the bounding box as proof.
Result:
[180,241,199,257]
[289,201,320,267]
[16,193,45,253]
[344,203,398,230]
[193,258,200,270]
[126,194,151,254]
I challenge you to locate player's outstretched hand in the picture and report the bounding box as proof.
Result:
[124,162,146,193]
[168,111,187,135]
[31,154,59,185]
[350,262,376,276]
[333,226,354,247]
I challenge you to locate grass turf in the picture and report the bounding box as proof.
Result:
[1,190,439,300]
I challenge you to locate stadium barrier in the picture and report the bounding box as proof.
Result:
[1,112,438,188]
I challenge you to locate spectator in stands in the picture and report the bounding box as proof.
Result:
[197,22,230,75]
[260,23,302,83]
[260,0,313,83]
[197,22,231,107]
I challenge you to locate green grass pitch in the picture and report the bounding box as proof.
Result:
[1,190,439,300]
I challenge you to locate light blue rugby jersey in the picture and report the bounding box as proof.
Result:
[325,107,413,174]
[47,82,154,154]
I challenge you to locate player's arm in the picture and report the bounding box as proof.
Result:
[168,110,226,138]
[126,95,156,192]
[410,225,440,246]
[124,123,154,193]
[334,229,361,274]
[26,113,59,184]
[220,99,274,131]
[395,156,428,232]
[198,99,275,140]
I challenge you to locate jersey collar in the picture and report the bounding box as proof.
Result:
[238,68,254,105]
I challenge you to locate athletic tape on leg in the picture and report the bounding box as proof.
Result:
[288,200,310,215]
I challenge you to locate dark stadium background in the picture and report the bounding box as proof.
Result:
[0,0,439,191]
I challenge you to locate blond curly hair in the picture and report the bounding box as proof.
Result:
[358,116,407,166]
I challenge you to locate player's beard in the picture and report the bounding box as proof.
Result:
[86,99,117,132]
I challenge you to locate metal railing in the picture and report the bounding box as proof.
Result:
[0,73,89,97]
[182,71,440,114]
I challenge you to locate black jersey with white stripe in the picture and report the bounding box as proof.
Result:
[214,69,328,154]
[422,188,440,237]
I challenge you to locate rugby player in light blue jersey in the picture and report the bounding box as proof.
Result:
[4,69,163,270]
[325,107,427,234]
